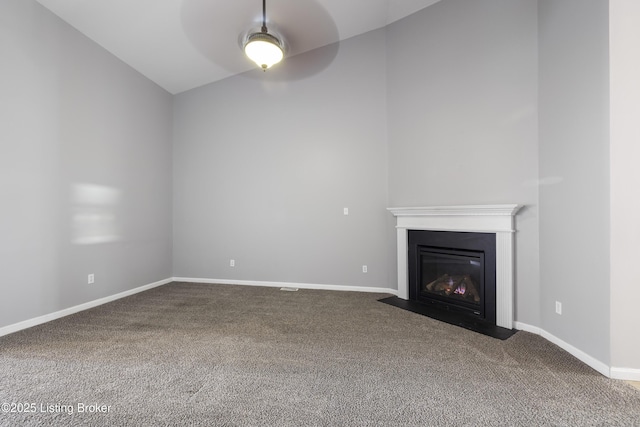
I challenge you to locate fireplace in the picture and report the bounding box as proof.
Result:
[408,230,496,325]
[385,205,521,339]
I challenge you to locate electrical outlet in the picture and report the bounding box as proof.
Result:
[343,207,349,216]
[88,274,95,285]
[230,259,235,267]
[362,265,368,273]
[555,301,562,315]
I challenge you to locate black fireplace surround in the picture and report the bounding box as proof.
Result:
[408,230,497,325]
[379,228,515,339]
[380,230,517,340]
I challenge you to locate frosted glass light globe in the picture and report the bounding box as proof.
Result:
[244,32,284,70]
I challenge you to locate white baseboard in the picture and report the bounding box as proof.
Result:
[0,278,172,338]
[172,277,398,296]
[514,321,612,378]
[610,367,640,382]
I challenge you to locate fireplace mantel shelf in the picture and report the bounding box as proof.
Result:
[388,204,522,329]
[387,204,521,217]
[388,204,522,234]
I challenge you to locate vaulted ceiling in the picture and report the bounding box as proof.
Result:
[36,0,442,94]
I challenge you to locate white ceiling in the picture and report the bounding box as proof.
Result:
[35,0,442,94]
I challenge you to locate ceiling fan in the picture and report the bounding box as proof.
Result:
[181,0,339,83]
[242,0,285,70]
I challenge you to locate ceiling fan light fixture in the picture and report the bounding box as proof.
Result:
[244,32,284,70]
[243,0,284,70]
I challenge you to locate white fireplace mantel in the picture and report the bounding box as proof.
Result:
[388,205,522,329]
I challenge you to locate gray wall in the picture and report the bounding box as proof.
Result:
[538,0,610,363]
[385,0,541,325]
[0,0,173,329]
[173,29,390,289]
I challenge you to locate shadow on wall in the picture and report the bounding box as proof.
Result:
[181,0,339,82]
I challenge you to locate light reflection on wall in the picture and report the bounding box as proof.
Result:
[522,176,564,187]
[71,183,122,245]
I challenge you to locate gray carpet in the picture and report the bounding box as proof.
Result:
[0,282,638,426]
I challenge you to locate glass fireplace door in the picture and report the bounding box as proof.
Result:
[419,247,484,314]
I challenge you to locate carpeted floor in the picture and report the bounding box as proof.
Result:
[1,282,639,426]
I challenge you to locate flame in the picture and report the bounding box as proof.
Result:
[454,283,466,295]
